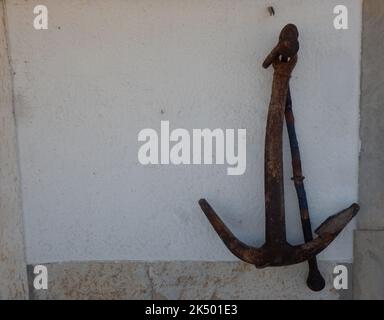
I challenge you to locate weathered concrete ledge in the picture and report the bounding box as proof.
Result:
[354,231,384,299]
[27,261,344,300]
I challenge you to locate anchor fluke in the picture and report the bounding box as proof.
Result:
[315,203,360,237]
[198,199,267,266]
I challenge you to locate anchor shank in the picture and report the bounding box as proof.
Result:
[264,71,291,246]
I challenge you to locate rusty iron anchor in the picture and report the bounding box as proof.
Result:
[198,24,359,275]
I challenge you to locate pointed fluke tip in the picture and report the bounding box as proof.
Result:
[315,203,360,236]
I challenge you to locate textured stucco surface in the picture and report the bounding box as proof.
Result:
[0,0,28,300]
[6,0,361,264]
[354,231,384,299]
[28,261,343,300]
[353,0,384,300]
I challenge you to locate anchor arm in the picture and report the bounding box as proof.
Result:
[199,200,359,268]
[199,199,267,266]
[284,203,360,266]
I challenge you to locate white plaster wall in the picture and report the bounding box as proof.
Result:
[6,0,361,264]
